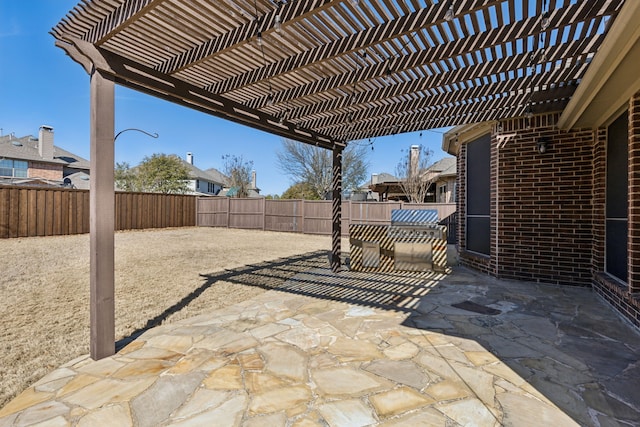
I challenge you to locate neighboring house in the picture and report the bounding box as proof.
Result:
[423,157,456,203]
[441,0,640,330]
[0,126,90,187]
[217,169,261,198]
[183,152,226,196]
[368,156,457,203]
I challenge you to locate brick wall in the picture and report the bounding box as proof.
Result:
[29,162,63,180]
[592,128,606,274]
[629,92,640,294]
[457,113,595,285]
[495,113,594,285]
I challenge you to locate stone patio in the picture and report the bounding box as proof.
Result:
[1,265,639,426]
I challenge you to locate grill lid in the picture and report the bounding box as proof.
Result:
[390,209,439,226]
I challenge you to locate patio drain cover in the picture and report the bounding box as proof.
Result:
[451,301,501,315]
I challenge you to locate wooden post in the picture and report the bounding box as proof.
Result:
[331,146,343,272]
[90,69,115,360]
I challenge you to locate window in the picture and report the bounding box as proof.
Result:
[0,159,28,178]
[466,134,491,255]
[438,184,447,203]
[606,111,628,282]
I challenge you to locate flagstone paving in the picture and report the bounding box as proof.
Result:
[2,266,640,426]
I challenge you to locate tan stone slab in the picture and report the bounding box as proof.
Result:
[465,351,500,366]
[0,388,54,418]
[245,372,289,394]
[56,374,101,397]
[436,398,499,427]
[327,337,383,362]
[237,352,265,371]
[119,347,183,362]
[249,322,290,339]
[243,412,287,427]
[167,348,217,374]
[118,340,145,355]
[76,403,133,427]
[248,386,311,415]
[497,391,580,427]
[76,357,126,377]
[203,365,243,390]
[194,329,259,354]
[291,416,326,427]
[451,363,497,413]
[171,388,232,420]
[370,386,434,418]
[28,415,70,427]
[309,353,339,370]
[482,363,527,387]
[424,379,472,401]
[415,352,458,380]
[312,367,390,397]
[167,393,247,427]
[377,408,450,426]
[383,341,420,360]
[33,368,76,387]
[260,342,307,382]
[111,359,173,379]
[3,400,69,426]
[61,378,156,410]
[145,335,193,354]
[317,399,377,427]
[276,326,321,351]
[34,375,75,394]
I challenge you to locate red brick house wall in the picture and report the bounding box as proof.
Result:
[28,162,63,180]
[457,95,640,329]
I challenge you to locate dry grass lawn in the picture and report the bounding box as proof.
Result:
[0,227,334,408]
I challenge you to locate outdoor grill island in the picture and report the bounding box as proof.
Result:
[349,209,448,273]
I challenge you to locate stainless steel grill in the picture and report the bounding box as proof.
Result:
[388,209,444,272]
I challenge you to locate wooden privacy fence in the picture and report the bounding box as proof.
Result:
[0,186,196,238]
[197,197,456,236]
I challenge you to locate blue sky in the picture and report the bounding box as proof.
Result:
[0,1,450,196]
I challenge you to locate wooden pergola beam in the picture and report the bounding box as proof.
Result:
[56,36,343,151]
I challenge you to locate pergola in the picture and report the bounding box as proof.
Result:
[52,0,624,359]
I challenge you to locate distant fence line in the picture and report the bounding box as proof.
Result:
[197,197,456,236]
[0,186,196,239]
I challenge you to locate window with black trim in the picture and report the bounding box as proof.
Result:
[606,111,628,282]
[466,134,491,255]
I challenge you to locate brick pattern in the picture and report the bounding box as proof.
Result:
[496,113,594,285]
[593,273,640,329]
[28,162,63,180]
[629,92,640,293]
[592,128,607,274]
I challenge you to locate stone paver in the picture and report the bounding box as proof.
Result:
[2,265,640,426]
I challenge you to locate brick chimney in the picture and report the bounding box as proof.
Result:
[409,145,420,177]
[251,170,257,189]
[38,125,54,160]
[371,173,379,185]
[186,152,194,165]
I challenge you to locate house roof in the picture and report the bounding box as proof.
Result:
[204,168,229,186]
[372,172,399,184]
[180,159,227,185]
[0,134,90,170]
[426,157,456,178]
[52,1,625,151]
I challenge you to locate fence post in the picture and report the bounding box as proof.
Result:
[226,196,231,228]
[262,197,266,230]
[301,199,305,234]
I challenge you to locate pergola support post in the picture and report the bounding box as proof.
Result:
[89,69,115,360]
[331,145,343,272]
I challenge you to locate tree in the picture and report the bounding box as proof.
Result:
[115,154,190,194]
[276,139,369,199]
[222,154,253,198]
[395,145,433,203]
[115,161,138,192]
[281,181,322,200]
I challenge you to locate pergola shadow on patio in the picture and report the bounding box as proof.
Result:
[2,264,639,425]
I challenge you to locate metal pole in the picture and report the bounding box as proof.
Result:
[331,146,343,272]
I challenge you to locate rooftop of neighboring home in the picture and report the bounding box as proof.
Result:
[0,126,89,171]
[182,152,227,186]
